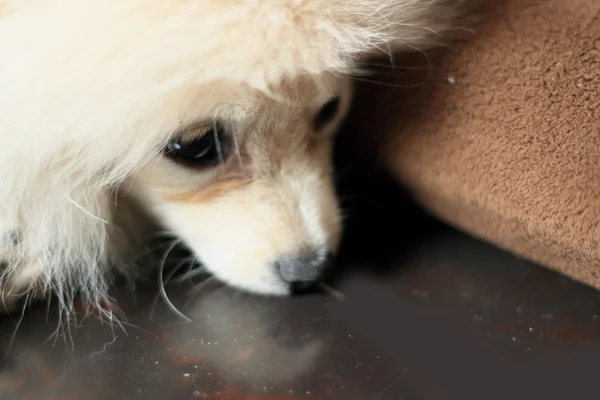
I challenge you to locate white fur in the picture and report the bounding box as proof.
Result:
[0,0,464,312]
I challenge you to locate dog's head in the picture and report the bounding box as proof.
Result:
[130,73,351,295]
[1,0,463,298]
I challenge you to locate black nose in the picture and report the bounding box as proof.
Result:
[275,250,332,291]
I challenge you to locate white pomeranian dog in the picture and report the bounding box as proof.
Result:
[0,0,465,313]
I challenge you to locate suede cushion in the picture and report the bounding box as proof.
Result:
[347,0,600,288]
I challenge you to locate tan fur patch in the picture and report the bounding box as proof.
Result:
[268,75,321,104]
[163,176,251,203]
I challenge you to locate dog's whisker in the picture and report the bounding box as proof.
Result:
[318,282,345,302]
[150,238,192,322]
[351,75,430,89]
[132,242,179,264]
[361,62,434,71]
[175,268,208,285]
[148,238,181,319]
[162,255,196,288]
[353,39,433,89]
[185,276,218,308]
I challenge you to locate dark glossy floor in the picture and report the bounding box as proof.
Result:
[1,153,600,400]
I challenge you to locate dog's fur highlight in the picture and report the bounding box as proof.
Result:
[0,0,465,313]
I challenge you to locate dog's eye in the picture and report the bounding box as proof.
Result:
[314,95,341,131]
[165,123,228,167]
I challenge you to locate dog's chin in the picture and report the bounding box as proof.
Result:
[196,258,292,297]
[225,279,292,297]
[208,270,292,297]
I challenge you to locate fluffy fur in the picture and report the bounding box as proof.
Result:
[0,0,465,313]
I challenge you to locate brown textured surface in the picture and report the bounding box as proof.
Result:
[348,0,600,288]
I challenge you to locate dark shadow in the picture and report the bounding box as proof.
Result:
[328,46,459,283]
[332,130,439,277]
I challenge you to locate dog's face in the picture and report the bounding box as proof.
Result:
[130,75,352,295]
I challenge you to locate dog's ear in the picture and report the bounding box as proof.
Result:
[242,0,470,85]
[308,0,468,58]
